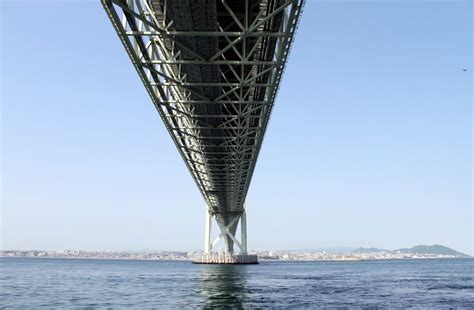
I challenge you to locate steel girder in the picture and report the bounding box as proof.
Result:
[102,0,304,250]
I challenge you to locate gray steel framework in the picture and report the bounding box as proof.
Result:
[102,0,304,254]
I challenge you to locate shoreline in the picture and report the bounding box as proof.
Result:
[1,255,471,263]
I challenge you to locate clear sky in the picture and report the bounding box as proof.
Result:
[1,0,472,255]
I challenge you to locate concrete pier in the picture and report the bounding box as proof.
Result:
[193,254,258,264]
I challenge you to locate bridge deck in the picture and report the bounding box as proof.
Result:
[102,0,304,253]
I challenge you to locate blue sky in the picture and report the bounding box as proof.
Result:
[2,0,472,254]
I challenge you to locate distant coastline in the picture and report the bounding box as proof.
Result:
[1,245,470,262]
[1,256,472,263]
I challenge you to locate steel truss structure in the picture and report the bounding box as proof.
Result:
[102,0,304,254]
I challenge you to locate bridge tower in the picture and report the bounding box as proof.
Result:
[204,203,247,254]
[102,0,304,264]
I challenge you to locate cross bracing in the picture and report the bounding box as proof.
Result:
[102,0,304,253]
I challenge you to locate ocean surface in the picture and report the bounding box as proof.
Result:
[1,257,473,308]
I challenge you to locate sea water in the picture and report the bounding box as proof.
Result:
[1,257,473,308]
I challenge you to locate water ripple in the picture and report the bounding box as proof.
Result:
[1,258,473,308]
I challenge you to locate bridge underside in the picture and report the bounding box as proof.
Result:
[102,0,303,255]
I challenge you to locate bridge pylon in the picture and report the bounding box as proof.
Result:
[195,204,257,264]
[205,204,247,255]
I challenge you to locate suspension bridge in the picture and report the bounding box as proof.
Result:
[102,0,304,264]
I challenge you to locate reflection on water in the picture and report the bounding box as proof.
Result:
[200,265,248,308]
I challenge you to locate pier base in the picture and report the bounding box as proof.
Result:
[193,254,258,264]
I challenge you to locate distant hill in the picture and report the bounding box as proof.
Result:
[279,245,470,257]
[353,247,388,253]
[396,245,469,257]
